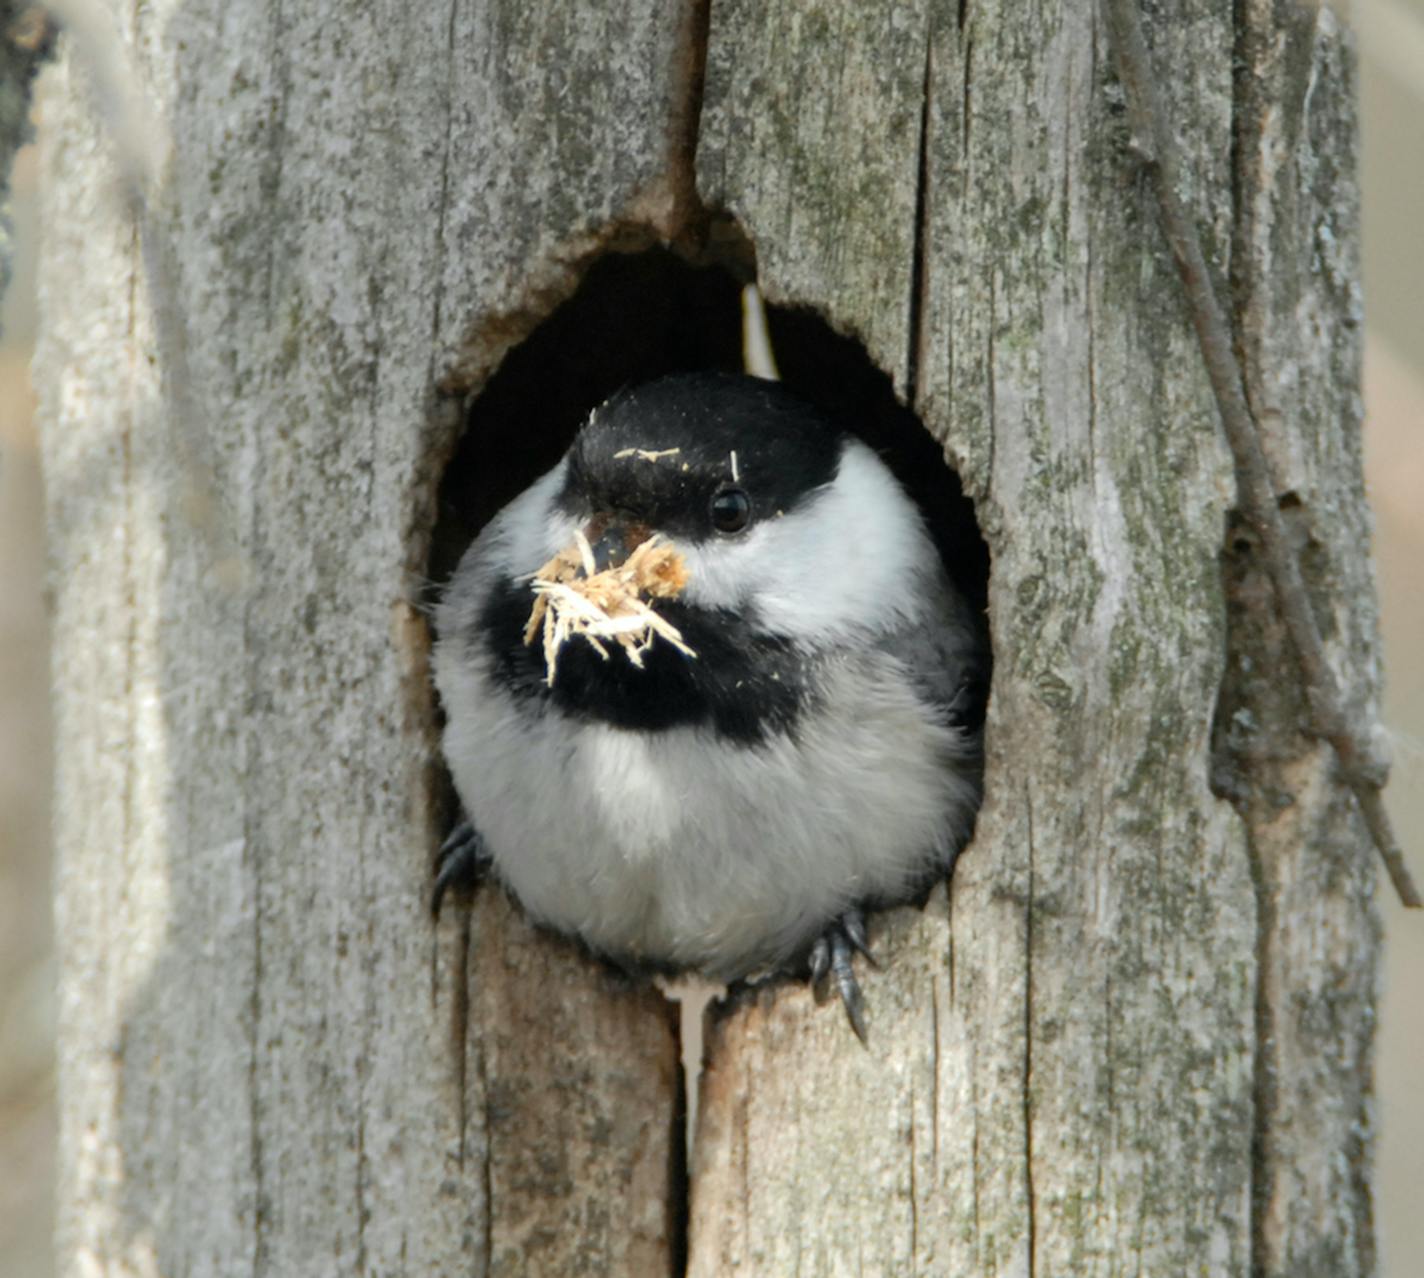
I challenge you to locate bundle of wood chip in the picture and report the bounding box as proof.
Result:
[523,530,696,685]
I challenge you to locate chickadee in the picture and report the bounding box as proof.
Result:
[432,371,987,1038]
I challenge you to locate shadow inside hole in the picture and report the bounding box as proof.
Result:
[429,249,746,588]
[764,307,990,615]
[425,244,994,1166]
[429,244,989,618]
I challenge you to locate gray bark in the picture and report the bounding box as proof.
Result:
[37,1,1380,1276]
[37,3,692,1274]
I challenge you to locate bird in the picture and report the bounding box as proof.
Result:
[431,370,987,1039]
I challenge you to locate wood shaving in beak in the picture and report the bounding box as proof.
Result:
[523,533,696,685]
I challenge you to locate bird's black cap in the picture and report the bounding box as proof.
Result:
[478,373,848,741]
[558,372,845,543]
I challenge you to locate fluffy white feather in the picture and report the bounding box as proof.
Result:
[437,638,976,977]
[434,434,981,978]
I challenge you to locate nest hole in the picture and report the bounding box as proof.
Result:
[429,244,989,616]
[426,241,994,1151]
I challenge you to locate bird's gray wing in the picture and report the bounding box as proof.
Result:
[879,568,989,734]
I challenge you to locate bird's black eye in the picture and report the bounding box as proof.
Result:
[710,486,752,534]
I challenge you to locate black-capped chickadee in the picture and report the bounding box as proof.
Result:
[432,371,987,1038]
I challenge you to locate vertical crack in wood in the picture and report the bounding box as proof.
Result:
[1246,822,1274,1278]
[426,0,461,360]
[1082,72,1098,489]
[905,22,934,405]
[945,880,957,1011]
[260,0,291,317]
[238,145,269,1270]
[354,755,373,1276]
[970,1058,981,1243]
[908,1077,919,1263]
[1023,787,1037,1278]
[1228,0,1268,1204]
[737,1077,752,1258]
[245,4,291,1247]
[246,796,267,1277]
[1224,6,1283,1275]
[667,0,713,245]
[355,1070,368,1276]
[117,222,141,1267]
[961,33,973,156]
[667,1015,688,1278]
[453,909,471,1167]
[476,1016,493,1269]
[985,269,996,495]
[1101,967,1113,1212]
[243,469,266,1276]
[930,975,941,1172]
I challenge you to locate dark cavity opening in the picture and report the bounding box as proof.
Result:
[429,244,990,617]
[426,240,993,1216]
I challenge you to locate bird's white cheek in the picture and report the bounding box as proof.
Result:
[487,460,581,575]
[677,532,764,612]
[683,444,932,641]
[679,514,851,635]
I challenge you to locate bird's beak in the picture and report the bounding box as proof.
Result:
[582,516,655,574]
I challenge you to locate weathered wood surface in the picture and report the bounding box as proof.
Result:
[1224,3,1381,1271]
[37,3,695,1274]
[37,0,1380,1275]
[691,1,1376,1276]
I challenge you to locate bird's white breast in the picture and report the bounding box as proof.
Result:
[436,642,977,979]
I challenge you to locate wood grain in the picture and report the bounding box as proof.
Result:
[37,2,693,1273]
[689,2,1376,1275]
[35,0,1381,1273]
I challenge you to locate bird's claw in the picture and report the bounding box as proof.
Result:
[808,907,874,1044]
[431,819,492,916]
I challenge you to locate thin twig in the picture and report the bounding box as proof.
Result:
[1102,0,1420,907]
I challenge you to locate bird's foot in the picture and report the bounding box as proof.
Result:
[431,819,492,916]
[807,907,877,1044]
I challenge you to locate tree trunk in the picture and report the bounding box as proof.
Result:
[37,1,1380,1276]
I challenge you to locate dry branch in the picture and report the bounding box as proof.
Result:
[1102,0,1420,907]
